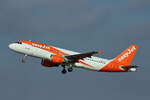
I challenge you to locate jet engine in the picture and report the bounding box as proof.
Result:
[50,55,64,64]
[41,59,58,67]
[41,55,64,67]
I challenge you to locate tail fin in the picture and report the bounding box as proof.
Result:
[114,45,138,66]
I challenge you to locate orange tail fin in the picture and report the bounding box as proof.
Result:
[114,45,138,66]
[100,45,138,72]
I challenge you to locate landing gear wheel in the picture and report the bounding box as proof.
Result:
[68,67,73,72]
[61,69,67,74]
[22,54,27,63]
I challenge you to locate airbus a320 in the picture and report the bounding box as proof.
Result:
[8,40,139,74]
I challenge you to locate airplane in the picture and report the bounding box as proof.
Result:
[8,40,139,74]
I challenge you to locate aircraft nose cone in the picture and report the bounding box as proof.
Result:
[8,44,12,49]
[8,43,15,50]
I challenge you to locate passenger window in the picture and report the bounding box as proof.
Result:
[15,42,22,44]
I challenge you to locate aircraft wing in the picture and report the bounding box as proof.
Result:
[65,51,102,63]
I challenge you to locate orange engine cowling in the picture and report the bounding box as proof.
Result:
[41,59,58,67]
[50,55,64,64]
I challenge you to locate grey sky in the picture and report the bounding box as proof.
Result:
[0,0,150,100]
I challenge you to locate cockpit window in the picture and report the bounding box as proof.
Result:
[15,42,22,44]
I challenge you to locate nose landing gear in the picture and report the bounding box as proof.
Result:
[22,54,27,63]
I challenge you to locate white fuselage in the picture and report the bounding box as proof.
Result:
[9,42,111,71]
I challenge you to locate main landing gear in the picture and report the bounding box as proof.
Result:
[61,68,67,74]
[68,67,73,72]
[61,65,73,74]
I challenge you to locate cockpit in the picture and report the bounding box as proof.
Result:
[15,41,22,44]
[8,41,25,52]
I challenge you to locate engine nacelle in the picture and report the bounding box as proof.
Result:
[41,59,58,67]
[128,68,137,72]
[50,55,64,64]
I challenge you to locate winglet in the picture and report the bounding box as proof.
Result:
[98,51,102,54]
